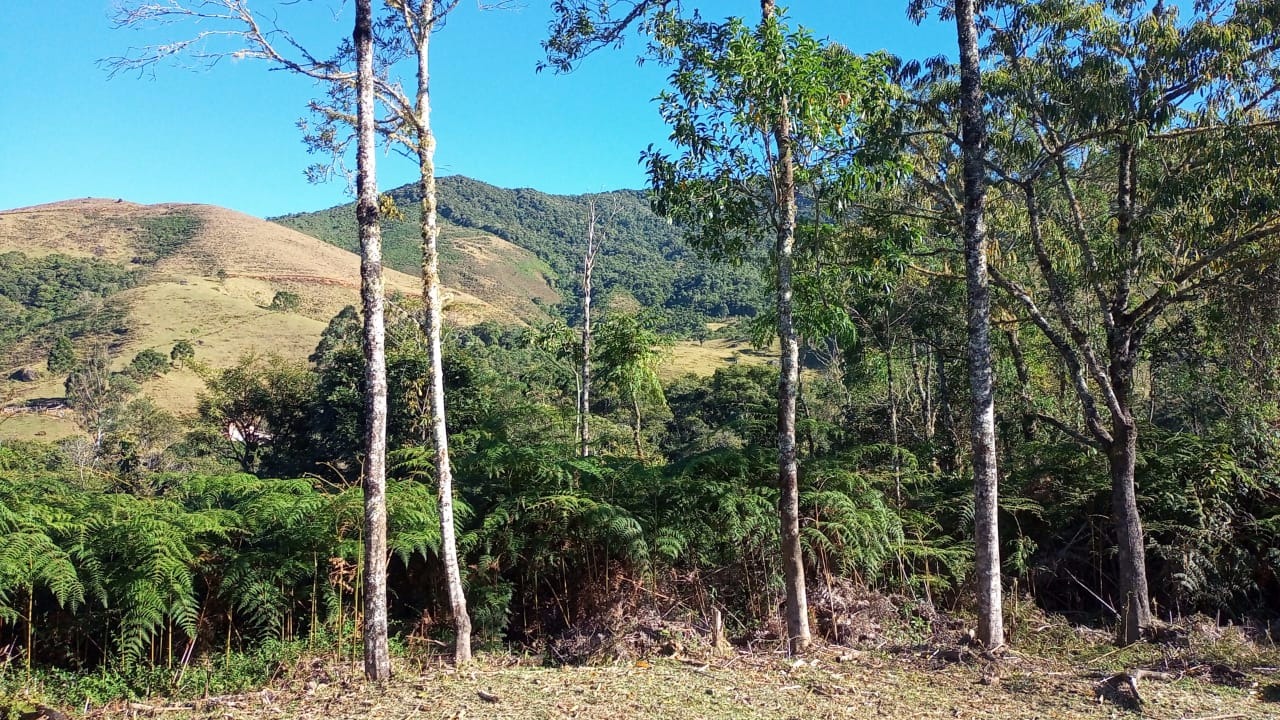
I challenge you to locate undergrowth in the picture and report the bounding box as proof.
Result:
[0,638,310,711]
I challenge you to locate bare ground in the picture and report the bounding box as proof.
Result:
[96,642,1279,720]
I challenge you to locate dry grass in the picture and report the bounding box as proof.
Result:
[441,233,560,323]
[89,604,1280,719]
[0,199,514,440]
[664,339,773,380]
[0,198,158,261]
[0,410,80,442]
[93,643,1279,720]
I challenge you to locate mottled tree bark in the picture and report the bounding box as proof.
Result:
[762,0,811,655]
[1109,412,1149,643]
[355,0,390,682]
[1109,144,1152,644]
[955,0,1004,650]
[414,15,472,665]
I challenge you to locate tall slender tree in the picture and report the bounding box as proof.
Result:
[594,314,667,460]
[759,0,809,654]
[644,6,898,653]
[354,0,391,681]
[106,0,394,678]
[954,0,1004,650]
[375,0,472,663]
[579,198,602,458]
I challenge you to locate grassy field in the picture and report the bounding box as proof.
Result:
[664,338,774,380]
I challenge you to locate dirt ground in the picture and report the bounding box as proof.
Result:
[99,643,1279,720]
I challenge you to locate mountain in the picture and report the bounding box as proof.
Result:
[271,176,765,330]
[0,198,506,440]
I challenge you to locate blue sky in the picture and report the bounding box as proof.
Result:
[0,2,952,218]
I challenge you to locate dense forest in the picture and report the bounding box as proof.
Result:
[4,0,1280,713]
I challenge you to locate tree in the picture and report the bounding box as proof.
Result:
[368,0,473,664]
[543,0,676,73]
[194,354,315,475]
[354,0,391,680]
[974,0,1280,643]
[953,0,1004,650]
[127,348,171,381]
[47,336,76,375]
[170,339,195,369]
[643,5,898,653]
[104,397,182,482]
[268,290,302,312]
[108,0,393,675]
[594,314,667,459]
[65,347,134,453]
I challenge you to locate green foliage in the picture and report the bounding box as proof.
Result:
[0,252,135,353]
[267,290,301,312]
[193,354,316,475]
[131,211,201,263]
[644,10,901,259]
[271,175,765,324]
[5,638,306,707]
[169,339,195,368]
[16,1,1280,667]
[800,462,904,586]
[46,336,76,374]
[64,347,138,448]
[126,349,170,381]
[0,464,444,674]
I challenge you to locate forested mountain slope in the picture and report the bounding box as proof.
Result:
[272,175,765,329]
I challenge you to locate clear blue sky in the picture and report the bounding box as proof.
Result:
[0,2,951,218]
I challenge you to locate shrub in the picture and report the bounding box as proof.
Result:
[268,291,301,312]
[126,349,170,380]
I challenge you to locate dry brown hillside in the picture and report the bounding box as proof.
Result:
[0,198,511,440]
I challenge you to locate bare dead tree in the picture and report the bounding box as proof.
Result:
[579,197,602,458]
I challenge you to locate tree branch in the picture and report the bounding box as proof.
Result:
[988,266,1113,446]
[1033,412,1102,450]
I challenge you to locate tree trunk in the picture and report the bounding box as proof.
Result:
[935,343,959,474]
[1004,327,1036,441]
[354,0,390,682]
[886,333,901,506]
[580,201,598,459]
[762,0,811,655]
[415,16,472,665]
[1109,139,1151,645]
[955,0,1004,650]
[632,392,644,459]
[1109,412,1151,644]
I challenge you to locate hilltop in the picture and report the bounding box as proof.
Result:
[0,198,505,440]
[272,175,765,330]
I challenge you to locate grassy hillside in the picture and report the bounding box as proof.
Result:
[0,198,506,440]
[271,176,766,331]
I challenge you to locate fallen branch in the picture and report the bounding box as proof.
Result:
[1093,669,1177,708]
[476,689,500,703]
